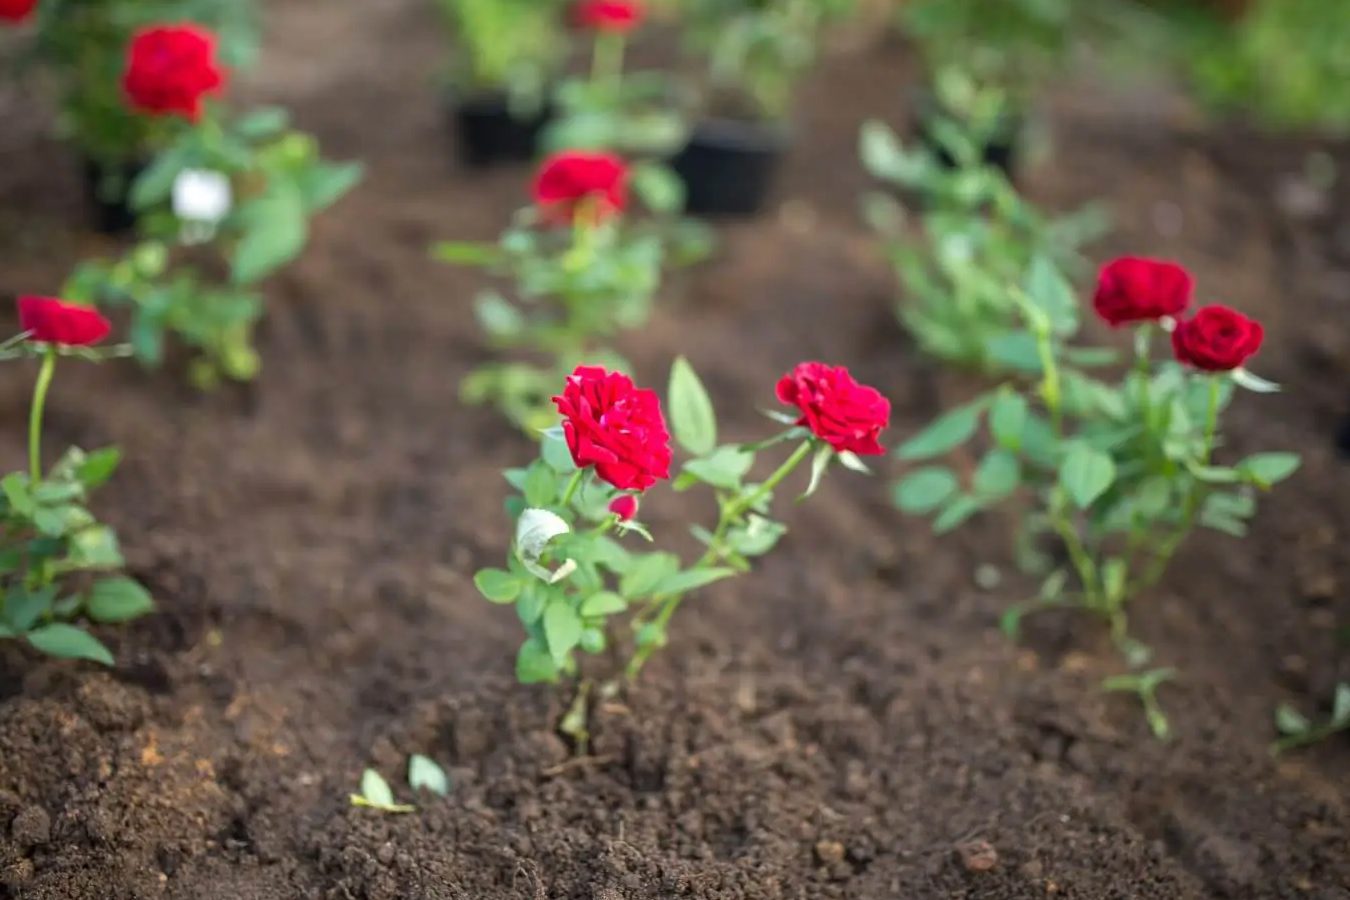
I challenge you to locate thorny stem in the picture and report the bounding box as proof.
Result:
[29,349,57,483]
[625,440,816,680]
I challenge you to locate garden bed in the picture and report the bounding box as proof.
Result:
[0,1,1347,897]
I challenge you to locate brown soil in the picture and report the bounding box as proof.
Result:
[0,2,1348,898]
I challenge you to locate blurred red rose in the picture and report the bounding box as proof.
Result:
[1093,256,1193,327]
[553,366,672,492]
[1172,306,1264,372]
[533,151,629,226]
[608,495,639,521]
[776,362,891,456]
[0,0,39,24]
[18,296,112,347]
[574,0,643,32]
[123,24,226,122]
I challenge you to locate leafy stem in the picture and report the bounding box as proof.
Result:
[29,348,57,483]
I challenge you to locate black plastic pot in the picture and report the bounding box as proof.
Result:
[82,158,144,235]
[450,93,551,168]
[670,119,788,218]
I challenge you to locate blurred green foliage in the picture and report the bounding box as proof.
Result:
[433,0,570,110]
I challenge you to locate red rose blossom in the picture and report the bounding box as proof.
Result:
[574,0,643,32]
[18,296,112,347]
[776,362,891,456]
[1093,256,1193,327]
[123,24,226,122]
[608,495,639,521]
[533,151,628,225]
[0,0,38,24]
[1171,305,1264,372]
[553,366,672,492]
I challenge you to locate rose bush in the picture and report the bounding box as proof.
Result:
[1093,256,1193,327]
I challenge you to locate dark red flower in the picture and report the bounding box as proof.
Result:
[574,0,643,32]
[123,25,226,122]
[532,151,628,225]
[17,296,112,347]
[1171,305,1264,372]
[776,362,890,456]
[0,0,38,24]
[608,495,639,521]
[1093,257,1193,327]
[553,366,672,492]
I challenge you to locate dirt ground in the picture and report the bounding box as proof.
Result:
[0,1,1346,898]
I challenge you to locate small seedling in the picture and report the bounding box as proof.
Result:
[350,769,415,814]
[1103,667,1177,741]
[407,754,450,797]
[1272,683,1350,755]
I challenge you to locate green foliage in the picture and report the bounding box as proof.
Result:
[895,302,1299,665]
[676,0,857,120]
[1179,0,1350,133]
[1272,683,1350,754]
[0,447,152,666]
[475,359,862,685]
[62,110,360,386]
[544,71,689,157]
[434,170,711,434]
[1103,667,1177,741]
[860,114,1108,374]
[350,768,416,814]
[434,0,569,107]
[29,0,260,165]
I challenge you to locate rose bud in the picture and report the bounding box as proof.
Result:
[1171,305,1265,372]
[532,150,629,226]
[776,362,891,456]
[552,365,672,492]
[573,0,644,32]
[17,296,112,347]
[123,24,227,122]
[1093,257,1193,327]
[0,0,39,24]
[609,495,639,521]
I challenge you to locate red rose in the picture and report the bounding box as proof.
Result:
[608,495,639,521]
[533,151,629,226]
[1093,256,1193,327]
[553,366,672,492]
[1171,305,1264,372]
[0,0,38,24]
[776,362,891,456]
[123,25,227,122]
[574,0,643,32]
[18,296,112,347]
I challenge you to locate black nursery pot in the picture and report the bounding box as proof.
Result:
[670,119,789,218]
[450,93,551,168]
[81,158,144,236]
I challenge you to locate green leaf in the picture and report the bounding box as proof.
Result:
[682,447,754,491]
[543,601,582,664]
[893,467,958,514]
[26,624,113,666]
[5,585,55,632]
[668,357,717,456]
[86,577,153,623]
[516,636,559,683]
[650,567,736,597]
[1238,453,1301,488]
[540,427,578,474]
[631,161,685,214]
[230,180,307,285]
[432,241,502,266]
[234,106,290,138]
[296,161,363,212]
[2,473,33,516]
[1275,703,1311,736]
[933,495,981,534]
[523,463,558,507]
[1059,444,1116,509]
[361,768,395,807]
[1023,254,1079,335]
[620,552,680,598]
[76,447,121,489]
[973,450,1020,499]
[896,401,984,461]
[989,391,1028,450]
[408,754,449,797]
[580,591,627,617]
[474,568,522,604]
[801,443,834,500]
[1334,683,1350,725]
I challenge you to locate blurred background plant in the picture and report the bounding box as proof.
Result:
[434,0,570,112]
